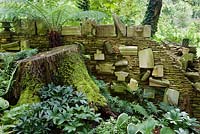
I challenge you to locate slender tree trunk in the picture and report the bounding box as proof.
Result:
[48,30,61,48]
[142,0,162,36]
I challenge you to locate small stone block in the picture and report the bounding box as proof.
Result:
[115,71,129,81]
[139,48,154,68]
[143,25,151,38]
[96,63,115,74]
[115,60,128,66]
[143,88,155,99]
[20,40,30,50]
[152,65,164,77]
[141,70,151,81]
[128,78,138,91]
[61,26,81,36]
[119,46,138,56]
[149,77,170,87]
[163,89,179,106]
[94,49,105,60]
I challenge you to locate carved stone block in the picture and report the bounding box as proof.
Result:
[115,71,129,81]
[96,25,116,37]
[96,63,115,74]
[94,49,105,60]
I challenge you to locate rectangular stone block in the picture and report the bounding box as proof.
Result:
[127,25,151,38]
[61,26,81,36]
[95,25,116,37]
[152,65,164,77]
[163,89,180,106]
[119,46,138,56]
[139,48,154,68]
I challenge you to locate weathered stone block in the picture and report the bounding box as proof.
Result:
[152,65,164,77]
[139,48,154,68]
[141,70,151,81]
[95,25,116,37]
[127,25,151,38]
[96,63,115,74]
[20,40,30,50]
[128,78,138,91]
[149,77,170,87]
[119,46,138,56]
[143,88,155,99]
[115,60,128,66]
[113,14,126,36]
[62,26,81,36]
[163,89,180,106]
[115,71,129,81]
[179,53,194,70]
[94,49,105,60]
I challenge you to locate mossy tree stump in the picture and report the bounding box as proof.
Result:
[11,45,106,106]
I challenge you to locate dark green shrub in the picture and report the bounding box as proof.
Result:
[13,84,102,134]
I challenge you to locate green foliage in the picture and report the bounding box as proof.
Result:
[93,113,156,134]
[14,84,102,134]
[0,97,9,110]
[0,104,30,132]
[160,127,175,134]
[58,53,107,106]
[162,108,200,133]
[76,0,90,11]
[0,49,38,110]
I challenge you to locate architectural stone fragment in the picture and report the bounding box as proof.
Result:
[152,65,164,77]
[115,71,129,81]
[139,48,154,68]
[119,46,138,56]
[115,60,128,66]
[94,49,105,60]
[149,77,170,87]
[163,89,180,106]
[96,63,115,74]
[128,78,138,91]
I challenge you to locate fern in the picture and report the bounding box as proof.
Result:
[132,104,149,118]
[76,0,90,11]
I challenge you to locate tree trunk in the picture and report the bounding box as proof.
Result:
[142,0,162,36]
[48,30,61,48]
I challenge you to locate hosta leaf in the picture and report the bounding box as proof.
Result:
[116,113,129,127]
[160,127,175,134]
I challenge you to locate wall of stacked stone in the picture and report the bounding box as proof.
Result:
[61,36,199,118]
[2,34,200,119]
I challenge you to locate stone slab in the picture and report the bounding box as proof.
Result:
[128,78,138,91]
[143,88,155,99]
[163,89,179,106]
[115,60,128,66]
[149,77,170,87]
[152,65,164,77]
[95,25,116,37]
[62,26,81,36]
[113,14,126,36]
[139,48,154,68]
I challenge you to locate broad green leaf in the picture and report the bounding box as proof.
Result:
[116,113,129,127]
[0,97,9,110]
[160,127,175,134]
[127,123,139,134]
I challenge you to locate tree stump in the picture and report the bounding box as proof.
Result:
[10,45,106,106]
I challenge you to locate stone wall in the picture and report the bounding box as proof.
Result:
[1,33,200,119]
[61,36,200,119]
